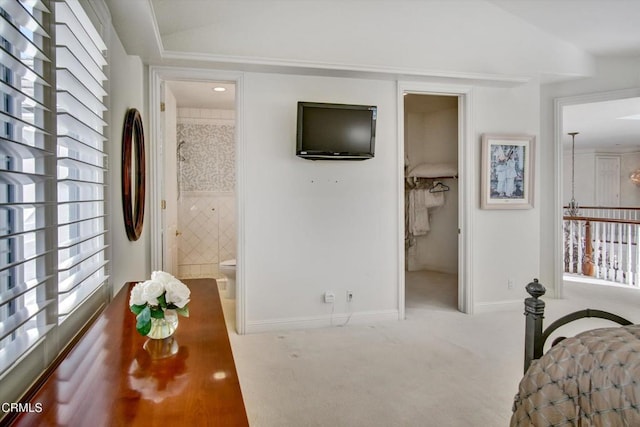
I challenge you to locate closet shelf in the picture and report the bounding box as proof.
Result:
[406,162,457,179]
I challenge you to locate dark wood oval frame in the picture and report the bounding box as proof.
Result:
[122,108,145,241]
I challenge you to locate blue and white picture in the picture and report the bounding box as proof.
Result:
[490,144,525,199]
[481,135,535,209]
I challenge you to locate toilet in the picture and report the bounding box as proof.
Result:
[219,259,236,299]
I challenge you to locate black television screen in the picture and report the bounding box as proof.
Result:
[296,102,377,160]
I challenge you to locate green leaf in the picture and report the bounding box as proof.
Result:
[176,306,189,318]
[150,307,165,319]
[136,306,151,335]
[130,304,146,315]
[157,293,167,309]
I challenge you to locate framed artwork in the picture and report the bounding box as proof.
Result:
[481,134,535,209]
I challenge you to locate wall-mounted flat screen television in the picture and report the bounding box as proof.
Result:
[296,102,377,160]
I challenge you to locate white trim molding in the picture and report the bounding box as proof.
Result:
[162,50,531,88]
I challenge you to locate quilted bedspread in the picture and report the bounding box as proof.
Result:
[511,324,640,426]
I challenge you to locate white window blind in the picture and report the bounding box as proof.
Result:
[0,0,109,392]
[55,0,107,320]
[0,0,55,375]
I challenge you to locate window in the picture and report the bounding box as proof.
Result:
[0,0,108,406]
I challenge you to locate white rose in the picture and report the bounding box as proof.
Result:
[164,279,191,308]
[140,279,165,306]
[129,281,147,306]
[151,271,176,285]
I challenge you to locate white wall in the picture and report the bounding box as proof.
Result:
[563,151,596,206]
[563,150,640,207]
[473,81,541,307]
[621,152,640,206]
[105,0,623,324]
[108,24,148,295]
[243,73,398,330]
[540,56,640,294]
[236,71,542,328]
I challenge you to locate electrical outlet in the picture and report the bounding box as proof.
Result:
[324,291,335,303]
[346,290,353,302]
[508,279,514,289]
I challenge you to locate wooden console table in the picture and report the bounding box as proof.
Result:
[10,278,248,426]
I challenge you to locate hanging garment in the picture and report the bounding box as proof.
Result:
[424,189,445,208]
[409,189,430,236]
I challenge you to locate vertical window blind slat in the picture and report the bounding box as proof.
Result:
[55,0,107,319]
[0,0,53,378]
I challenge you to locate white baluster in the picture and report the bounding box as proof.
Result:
[626,223,632,285]
[617,223,623,282]
[594,221,602,279]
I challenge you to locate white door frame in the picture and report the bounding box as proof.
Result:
[553,87,640,299]
[149,66,247,333]
[397,81,474,317]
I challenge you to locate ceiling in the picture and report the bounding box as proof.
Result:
[488,0,640,57]
[151,1,640,149]
[166,81,236,110]
[563,97,640,151]
[150,0,640,58]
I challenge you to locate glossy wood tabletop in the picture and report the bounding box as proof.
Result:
[12,279,248,427]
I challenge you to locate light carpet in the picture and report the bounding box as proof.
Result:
[220,272,640,427]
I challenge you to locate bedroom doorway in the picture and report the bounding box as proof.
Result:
[402,91,464,313]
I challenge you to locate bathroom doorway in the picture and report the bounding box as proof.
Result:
[401,89,467,314]
[152,72,242,333]
[163,80,237,283]
[149,66,246,334]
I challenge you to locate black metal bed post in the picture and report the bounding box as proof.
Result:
[524,279,546,374]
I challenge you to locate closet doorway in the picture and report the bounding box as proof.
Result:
[403,93,461,312]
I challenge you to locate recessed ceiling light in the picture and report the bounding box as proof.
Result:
[213,87,226,92]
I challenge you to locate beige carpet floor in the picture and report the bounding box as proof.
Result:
[220,272,640,427]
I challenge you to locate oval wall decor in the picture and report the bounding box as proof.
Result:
[122,108,146,241]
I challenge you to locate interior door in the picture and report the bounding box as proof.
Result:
[162,82,179,275]
[595,155,620,206]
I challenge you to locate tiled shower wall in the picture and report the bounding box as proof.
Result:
[176,108,235,279]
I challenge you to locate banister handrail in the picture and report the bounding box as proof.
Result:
[563,216,640,226]
[563,214,640,286]
[563,206,640,211]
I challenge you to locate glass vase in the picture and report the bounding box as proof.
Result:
[143,309,179,359]
[146,309,179,339]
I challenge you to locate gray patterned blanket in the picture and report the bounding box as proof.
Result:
[511,324,640,426]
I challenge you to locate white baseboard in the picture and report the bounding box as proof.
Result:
[474,299,522,314]
[245,309,399,334]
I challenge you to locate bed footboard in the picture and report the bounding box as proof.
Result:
[523,279,633,373]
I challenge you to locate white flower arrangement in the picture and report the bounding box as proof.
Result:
[129,271,190,336]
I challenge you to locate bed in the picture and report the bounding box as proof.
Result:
[510,279,640,426]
